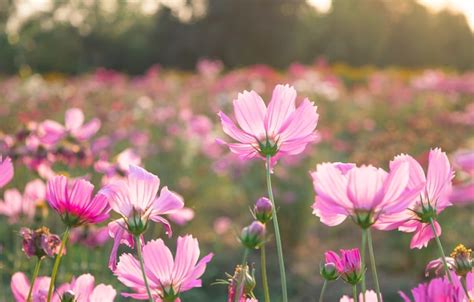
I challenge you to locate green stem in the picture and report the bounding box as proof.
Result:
[27,258,42,302]
[261,242,271,302]
[461,276,472,301]
[47,227,70,302]
[265,155,288,302]
[235,248,250,302]
[135,235,154,302]
[352,284,358,302]
[367,228,382,302]
[360,229,367,302]
[318,280,327,302]
[428,218,453,284]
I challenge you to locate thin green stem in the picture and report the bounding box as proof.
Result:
[461,276,472,301]
[352,284,358,302]
[265,155,288,302]
[135,235,154,302]
[360,229,367,302]
[260,242,271,302]
[47,227,70,302]
[318,280,327,302]
[27,258,42,302]
[235,248,250,302]
[428,218,453,284]
[367,228,382,302]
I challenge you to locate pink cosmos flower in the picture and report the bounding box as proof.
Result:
[325,249,363,284]
[100,165,184,269]
[450,150,474,205]
[0,156,13,187]
[46,175,110,227]
[38,108,101,145]
[94,148,141,184]
[311,161,423,229]
[0,179,45,223]
[115,235,213,301]
[11,272,50,302]
[217,84,319,165]
[53,273,116,302]
[340,290,380,302]
[400,272,473,302]
[383,148,454,249]
[167,207,195,225]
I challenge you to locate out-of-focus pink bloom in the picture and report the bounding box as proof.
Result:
[218,84,319,165]
[11,272,50,302]
[311,161,423,229]
[400,272,473,302]
[197,59,223,78]
[53,273,116,302]
[20,227,61,258]
[46,175,110,227]
[340,290,380,302]
[383,148,454,249]
[214,216,232,235]
[0,179,45,223]
[115,235,213,300]
[100,165,184,269]
[38,108,101,145]
[69,226,110,248]
[425,257,456,277]
[167,207,195,225]
[95,148,141,184]
[451,150,474,205]
[325,249,363,285]
[0,156,13,187]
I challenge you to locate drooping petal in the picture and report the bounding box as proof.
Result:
[410,221,441,249]
[312,195,348,226]
[233,90,267,138]
[151,186,184,215]
[265,84,296,137]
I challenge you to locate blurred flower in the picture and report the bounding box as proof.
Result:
[311,161,422,229]
[115,235,213,301]
[217,84,319,166]
[214,216,232,235]
[53,273,116,302]
[69,225,110,248]
[340,290,380,302]
[0,156,13,187]
[20,227,61,259]
[46,175,110,227]
[10,272,50,302]
[38,108,101,145]
[384,148,454,249]
[100,165,184,270]
[451,150,474,205]
[167,207,195,226]
[0,179,45,223]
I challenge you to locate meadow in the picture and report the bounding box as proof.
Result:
[0,60,473,301]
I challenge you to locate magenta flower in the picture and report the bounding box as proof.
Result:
[0,156,13,188]
[38,108,101,145]
[11,272,50,302]
[115,235,213,301]
[46,175,110,227]
[325,249,363,285]
[217,84,319,165]
[400,272,473,301]
[311,161,423,229]
[0,179,45,223]
[53,273,116,302]
[100,165,184,269]
[386,148,454,249]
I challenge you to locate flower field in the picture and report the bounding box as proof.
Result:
[0,60,473,301]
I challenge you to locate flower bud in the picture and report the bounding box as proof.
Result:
[20,227,61,259]
[227,264,256,301]
[127,211,148,236]
[451,244,473,276]
[324,248,363,285]
[240,221,266,249]
[61,290,76,302]
[254,197,272,223]
[320,262,338,281]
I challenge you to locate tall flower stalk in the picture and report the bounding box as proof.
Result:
[254,196,273,302]
[135,235,154,302]
[26,258,42,302]
[360,230,367,302]
[47,227,70,302]
[366,229,382,301]
[260,242,271,302]
[428,218,453,284]
[266,155,288,302]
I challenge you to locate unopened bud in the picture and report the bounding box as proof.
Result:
[240,221,266,249]
[62,290,76,302]
[320,262,338,281]
[254,197,272,223]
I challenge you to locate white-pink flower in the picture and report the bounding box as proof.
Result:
[53,273,116,302]
[0,156,14,187]
[115,235,213,301]
[0,179,45,223]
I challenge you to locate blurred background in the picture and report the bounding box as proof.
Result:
[0,0,473,301]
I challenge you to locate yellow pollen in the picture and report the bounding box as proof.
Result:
[450,244,472,258]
